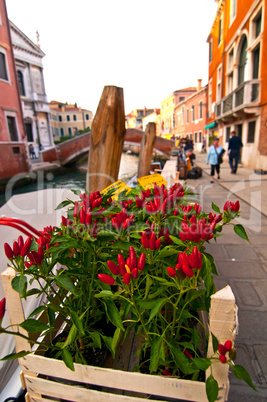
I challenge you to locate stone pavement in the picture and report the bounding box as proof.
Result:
[185,152,267,401]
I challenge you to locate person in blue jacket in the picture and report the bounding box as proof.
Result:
[206,137,224,183]
[228,131,243,174]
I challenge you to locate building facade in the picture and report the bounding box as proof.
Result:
[49,101,93,141]
[174,83,208,151]
[10,21,53,152]
[125,108,154,131]
[142,108,161,134]
[206,0,266,169]
[159,87,198,138]
[0,0,30,179]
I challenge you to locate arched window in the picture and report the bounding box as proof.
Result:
[17,70,25,96]
[238,36,248,85]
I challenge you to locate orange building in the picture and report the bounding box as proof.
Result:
[0,0,29,179]
[206,0,266,169]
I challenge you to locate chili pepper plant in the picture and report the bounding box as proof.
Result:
[0,181,256,402]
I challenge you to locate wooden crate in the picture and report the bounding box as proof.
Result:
[2,268,237,402]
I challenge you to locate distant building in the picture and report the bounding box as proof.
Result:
[49,101,93,141]
[125,108,154,131]
[0,0,29,180]
[159,87,197,138]
[142,109,161,134]
[206,0,266,169]
[9,21,53,152]
[174,81,208,151]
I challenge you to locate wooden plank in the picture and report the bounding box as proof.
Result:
[1,267,31,353]
[137,122,156,178]
[22,355,207,401]
[207,285,237,401]
[87,85,126,192]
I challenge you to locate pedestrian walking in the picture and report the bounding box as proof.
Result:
[206,137,224,183]
[228,131,243,174]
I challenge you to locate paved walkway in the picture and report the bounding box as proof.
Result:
[185,152,267,401]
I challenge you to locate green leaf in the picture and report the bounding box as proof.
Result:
[55,199,73,210]
[89,331,102,349]
[71,189,81,196]
[149,335,164,372]
[212,202,220,214]
[144,275,153,300]
[148,298,166,322]
[69,311,84,334]
[95,290,114,298]
[1,350,31,361]
[192,357,211,371]
[234,224,249,242]
[155,248,178,260]
[27,306,46,319]
[54,275,79,296]
[25,288,40,297]
[47,308,55,326]
[111,327,123,358]
[19,319,48,333]
[104,299,124,331]
[169,344,198,375]
[63,325,78,347]
[62,348,74,371]
[12,275,27,298]
[206,374,219,402]
[211,332,219,353]
[231,364,257,391]
[169,235,186,246]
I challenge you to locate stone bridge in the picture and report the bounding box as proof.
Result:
[41,130,174,166]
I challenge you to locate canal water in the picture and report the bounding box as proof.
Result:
[0,153,139,207]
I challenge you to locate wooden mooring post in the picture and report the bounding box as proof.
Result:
[137,122,156,178]
[87,86,125,193]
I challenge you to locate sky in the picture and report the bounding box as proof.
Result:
[6,0,217,115]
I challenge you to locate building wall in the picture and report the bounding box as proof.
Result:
[10,20,53,151]
[0,143,29,179]
[50,102,93,140]
[207,0,266,169]
[0,0,24,143]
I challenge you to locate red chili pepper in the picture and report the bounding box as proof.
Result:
[135,196,143,209]
[117,254,127,275]
[73,202,79,218]
[223,201,230,211]
[98,274,115,285]
[4,243,13,259]
[188,246,198,268]
[28,250,42,266]
[0,297,6,321]
[131,268,138,279]
[224,340,232,351]
[182,265,194,277]
[85,210,92,226]
[161,198,167,214]
[12,241,20,256]
[18,235,24,250]
[38,244,44,260]
[107,260,120,275]
[149,231,156,251]
[218,344,227,355]
[167,267,177,277]
[219,355,227,364]
[79,207,86,224]
[137,253,145,271]
[20,237,32,257]
[184,349,193,358]
[162,369,172,376]
[129,246,137,268]
[123,273,131,285]
[155,238,161,250]
[233,200,240,212]
[141,232,149,248]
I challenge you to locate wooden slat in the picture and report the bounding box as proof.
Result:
[24,374,207,402]
[1,267,31,353]
[21,355,207,401]
[207,285,237,401]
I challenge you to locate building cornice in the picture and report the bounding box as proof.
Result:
[9,20,45,58]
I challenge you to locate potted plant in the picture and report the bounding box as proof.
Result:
[0,179,256,401]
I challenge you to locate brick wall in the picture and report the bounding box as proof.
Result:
[0,143,30,180]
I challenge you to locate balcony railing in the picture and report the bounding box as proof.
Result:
[216,79,261,118]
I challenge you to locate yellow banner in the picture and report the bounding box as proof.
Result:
[101,180,132,200]
[137,173,167,190]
